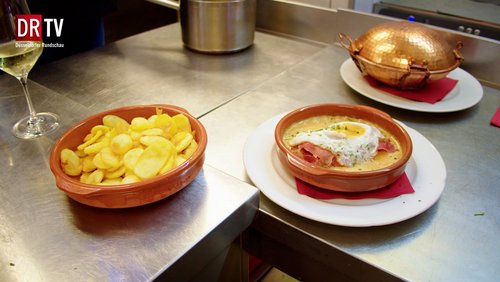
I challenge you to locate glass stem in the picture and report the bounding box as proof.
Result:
[19,75,36,116]
[18,75,39,130]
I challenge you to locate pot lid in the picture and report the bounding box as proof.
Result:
[350,21,462,71]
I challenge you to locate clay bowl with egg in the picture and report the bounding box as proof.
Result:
[275,104,412,192]
[50,104,207,208]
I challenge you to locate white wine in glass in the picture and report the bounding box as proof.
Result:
[0,0,59,139]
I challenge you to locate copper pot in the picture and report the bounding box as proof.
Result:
[339,21,464,89]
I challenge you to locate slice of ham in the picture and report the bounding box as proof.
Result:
[298,142,340,167]
[378,138,396,153]
[295,138,396,168]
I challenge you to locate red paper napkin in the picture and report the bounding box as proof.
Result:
[295,173,414,200]
[364,76,458,104]
[491,106,500,127]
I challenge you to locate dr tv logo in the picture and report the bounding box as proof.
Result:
[16,15,64,41]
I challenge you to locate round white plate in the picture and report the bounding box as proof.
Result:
[243,114,446,227]
[340,59,483,113]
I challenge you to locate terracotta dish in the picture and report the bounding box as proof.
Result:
[49,104,207,208]
[274,104,412,192]
[338,21,463,89]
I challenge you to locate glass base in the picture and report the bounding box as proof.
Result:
[12,112,60,139]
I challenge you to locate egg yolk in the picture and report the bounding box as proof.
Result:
[331,122,366,138]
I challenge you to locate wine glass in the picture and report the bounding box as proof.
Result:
[0,0,59,139]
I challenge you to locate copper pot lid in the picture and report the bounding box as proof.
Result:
[339,21,463,72]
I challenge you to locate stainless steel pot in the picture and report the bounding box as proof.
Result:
[147,0,256,53]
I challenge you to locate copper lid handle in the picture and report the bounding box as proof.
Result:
[338,33,354,52]
[454,41,464,62]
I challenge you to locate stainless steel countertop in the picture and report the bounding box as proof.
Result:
[29,24,322,118]
[201,39,500,281]
[0,23,275,281]
[1,21,499,281]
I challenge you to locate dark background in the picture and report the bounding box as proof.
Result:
[27,0,177,63]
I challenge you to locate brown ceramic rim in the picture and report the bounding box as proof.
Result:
[49,104,208,197]
[274,104,412,178]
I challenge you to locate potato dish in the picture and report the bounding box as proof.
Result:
[60,108,198,185]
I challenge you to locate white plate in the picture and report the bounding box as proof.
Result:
[243,114,446,227]
[340,59,483,113]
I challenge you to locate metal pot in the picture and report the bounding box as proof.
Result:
[339,21,464,89]
[148,0,256,53]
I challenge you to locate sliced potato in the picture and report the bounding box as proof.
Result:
[154,114,177,138]
[105,128,118,140]
[105,165,126,179]
[83,139,109,155]
[99,178,123,185]
[175,155,187,167]
[121,174,141,184]
[61,148,82,176]
[128,130,142,141]
[130,117,151,132]
[91,125,109,136]
[93,152,111,170]
[110,133,133,155]
[75,149,87,158]
[171,131,193,153]
[159,154,176,175]
[100,147,120,169]
[124,169,136,177]
[172,114,191,133]
[123,148,144,171]
[86,169,104,185]
[181,140,198,159]
[83,133,93,142]
[80,172,90,183]
[141,128,164,136]
[139,135,171,147]
[77,130,104,151]
[147,114,158,126]
[82,155,97,172]
[134,143,172,179]
[102,115,129,133]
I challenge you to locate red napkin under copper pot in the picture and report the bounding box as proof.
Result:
[365,76,458,104]
[295,172,414,200]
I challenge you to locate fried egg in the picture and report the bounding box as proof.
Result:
[289,121,382,167]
